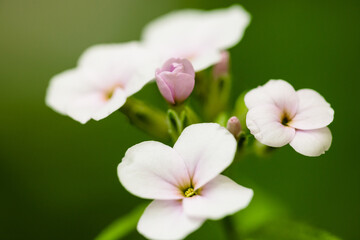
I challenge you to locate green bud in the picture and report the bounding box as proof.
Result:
[120,98,170,141]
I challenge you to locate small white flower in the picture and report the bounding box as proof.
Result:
[45,42,159,124]
[245,80,334,157]
[118,123,253,240]
[142,5,250,72]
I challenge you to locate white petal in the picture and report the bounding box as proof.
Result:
[288,89,334,130]
[183,175,253,220]
[190,50,222,72]
[290,127,332,157]
[91,88,127,121]
[245,80,299,118]
[142,5,250,71]
[138,200,205,240]
[118,141,191,200]
[78,42,159,91]
[46,69,129,124]
[46,69,82,116]
[46,42,159,123]
[246,104,296,147]
[173,123,237,189]
[244,86,272,109]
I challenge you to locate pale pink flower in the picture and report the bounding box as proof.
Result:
[142,5,250,72]
[245,80,334,157]
[118,123,253,240]
[155,58,195,104]
[45,42,159,124]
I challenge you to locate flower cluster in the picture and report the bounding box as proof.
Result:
[45,4,334,240]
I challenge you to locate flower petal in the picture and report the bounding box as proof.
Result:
[138,200,204,240]
[118,141,190,200]
[245,80,299,118]
[142,5,250,71]
[173,123,237,189]
[183,175,253,220]
[288,89,334,130]
[289,127,332,157]
[46,69,120,124]
[46,42,160,123]
[78,42,160,95]
[246,104,296,147]
[46,69,83,116]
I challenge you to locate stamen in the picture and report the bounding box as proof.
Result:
[184,187,197,198]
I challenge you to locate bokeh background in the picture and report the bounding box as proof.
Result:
[1,0,359,239]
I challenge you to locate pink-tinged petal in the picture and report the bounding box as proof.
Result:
[245,80,299,118]
[155,72,175,104]
[155,58,195,104]
[290,127,332,157]
[173,123,237,189]
[118,141,190,200]
[246,105,296,147]
[288,89,334,130]
[173,73,195,102]
[159,58,195,77]
[183,175,253,220]
[142,5,250,72]
[138,200,204,240]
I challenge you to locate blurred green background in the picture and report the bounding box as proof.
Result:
[0,0,359,239]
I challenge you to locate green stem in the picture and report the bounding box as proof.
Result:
[222,216,240,240]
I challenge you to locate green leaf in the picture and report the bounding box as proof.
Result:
[95,204,146,240]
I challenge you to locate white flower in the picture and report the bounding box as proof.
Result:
[245,80,334,157]
[118,123,253,240]
[141,5,250,72]
[45,42,159,124]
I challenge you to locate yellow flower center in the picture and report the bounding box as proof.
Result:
[184,187,197,198]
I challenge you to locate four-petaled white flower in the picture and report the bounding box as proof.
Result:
[118,123,253,240]
[245,80,334,157]
[142,5,250,72]
[46,42,159,124]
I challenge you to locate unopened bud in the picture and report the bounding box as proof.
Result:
[213,51,230,79]
[227,116,242,139]
[155,58,195,105]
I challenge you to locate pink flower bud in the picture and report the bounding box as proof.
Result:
[155,58,195,105]
[227,116,242,139]
[213,51,230,79]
